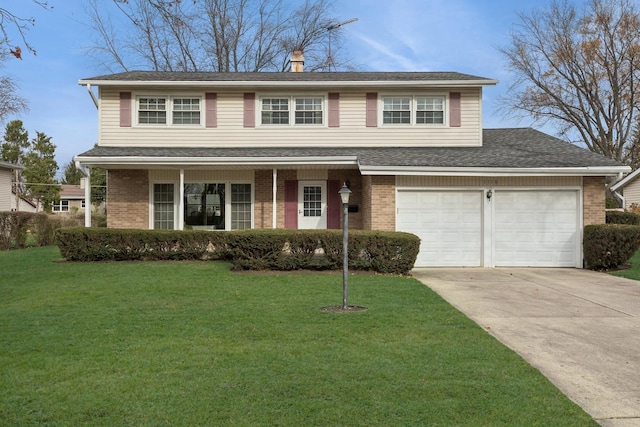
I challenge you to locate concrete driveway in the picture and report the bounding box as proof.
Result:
[412,268,640,427]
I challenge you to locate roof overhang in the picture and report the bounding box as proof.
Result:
[359,165,632,177]
[78,79,498,89]
[73,155,359,169]
[610,167,640,191]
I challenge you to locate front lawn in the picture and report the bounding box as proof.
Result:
[0,247,596,426]
[610,250,640,280]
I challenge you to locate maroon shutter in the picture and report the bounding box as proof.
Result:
[205,92,217,128]
[284,180,298,229]
[243,92,255,128]
[327,180,341,229]
[366,92,377,127]
[328,93,340,127]
[449,92,461,127]
[120,92,132,127]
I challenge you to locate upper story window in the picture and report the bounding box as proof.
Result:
[136,96,201,126]
[260,96,324,126]
[381,95,445,125]
[261,98,290,124]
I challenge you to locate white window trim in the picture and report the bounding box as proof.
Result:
[379,93,448,127]
[134,94,204,128]
[52,200,70,212]
[149,180,254,231]
[258,94,327,127]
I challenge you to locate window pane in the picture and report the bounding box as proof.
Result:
[416,97,444,124]
[139,97,167,124]
[261,98,289,124]
[382,97,410,124]
[154,183,174,229]
[295,98,323,125]
[303,186,322,217]
[172,98,201,125]
[184,183,225,230]
[231,184,252,230]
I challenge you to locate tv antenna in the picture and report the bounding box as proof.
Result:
[326,17,358,71]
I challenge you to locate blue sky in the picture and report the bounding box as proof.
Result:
[3,0,571,178]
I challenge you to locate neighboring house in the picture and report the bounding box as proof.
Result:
[610,169,640,210]
[10,191,39,213]
[53,184,86,214]
[74,56,630,268]
[0,160,22,212]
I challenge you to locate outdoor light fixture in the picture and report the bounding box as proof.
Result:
[339,183,352,309]
[486,189,493,200]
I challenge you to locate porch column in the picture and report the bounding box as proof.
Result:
[178,169,185,230]
[83,169,91,227]
[272,168,277,228]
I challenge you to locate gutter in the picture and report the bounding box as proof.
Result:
[78,79,499,89]
[358,165,631,177]
[86,84,98,109]
[72,155,359,167]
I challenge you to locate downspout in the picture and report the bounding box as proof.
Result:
[611,172,626,209]
[75,160,91,227]
[86,84,99,109]
[612,190,626,210]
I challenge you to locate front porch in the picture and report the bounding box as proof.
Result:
[102,167,396,232]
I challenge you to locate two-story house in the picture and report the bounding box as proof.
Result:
[74,55,629,268]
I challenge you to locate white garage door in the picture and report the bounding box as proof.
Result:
[494,190,578,267]
[397,190,483,267]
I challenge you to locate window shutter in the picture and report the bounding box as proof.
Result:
[120,92,132,127]
[205,92,217,128]
[449,92,461,127]
[284,180,298,229]
[327,180,341,229]
[243,92,255,128]
[366,92,377,127]
[328,93,340,127]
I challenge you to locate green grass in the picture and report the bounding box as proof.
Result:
[610,250,640,280]
[0,247,596,426]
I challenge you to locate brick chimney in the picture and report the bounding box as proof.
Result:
[290,50,304,72]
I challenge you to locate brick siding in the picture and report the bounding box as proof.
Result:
[583,176,605,225]
[107,170,149,228]
[362,175,395,231]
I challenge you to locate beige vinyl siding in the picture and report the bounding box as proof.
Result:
[622,179,640,208]
[98,87,483,148]
[0,168,11,211]
[397,176,582,187]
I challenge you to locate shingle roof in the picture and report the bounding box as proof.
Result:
[80,70,496,83]
[75,128,624,170]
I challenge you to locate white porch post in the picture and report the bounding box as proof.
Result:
[84,169,91,227]
[272,168,277,228]
[178,169,185,230]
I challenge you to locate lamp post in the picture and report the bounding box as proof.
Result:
[339,183,352,309]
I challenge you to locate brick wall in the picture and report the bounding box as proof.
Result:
[583,176,605,225]
[254,169,273,228]
[107,169,149,229]
[363,175,395,231]
[328,170,363,230]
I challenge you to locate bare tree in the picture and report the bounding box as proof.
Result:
[500,0,640,164]
[85,0,352,72]
[0,1,52,59]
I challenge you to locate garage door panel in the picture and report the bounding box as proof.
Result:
[397,190,482,267]
[494,190,578,267]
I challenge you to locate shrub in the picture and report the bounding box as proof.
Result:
[0,211,39,250]
[606,210,640,225]
[583,224,640,270]
[55,228,421,275]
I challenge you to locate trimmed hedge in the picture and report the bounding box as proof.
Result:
[583,224,640,270]
[606,211,640,225]
[55,228,420,275]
